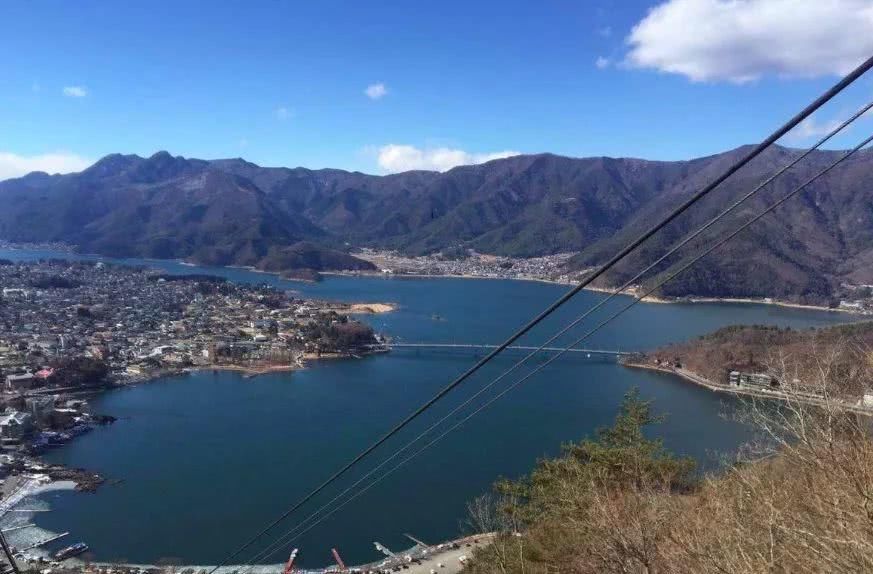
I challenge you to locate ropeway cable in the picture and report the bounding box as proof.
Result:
[245,133,873,567]
[210,56,873,573]
[219,60,873,571]
[240,122,873,568]
[234,101,873,570]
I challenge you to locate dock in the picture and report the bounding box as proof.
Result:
[18,531,68,552]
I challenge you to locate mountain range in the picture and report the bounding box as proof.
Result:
[1,146,871,303]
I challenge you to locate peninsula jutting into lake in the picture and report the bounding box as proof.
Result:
[0,258,392,482]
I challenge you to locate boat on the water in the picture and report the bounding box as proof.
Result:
[54,542,89,561]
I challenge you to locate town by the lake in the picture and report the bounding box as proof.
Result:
[0,258,388,505]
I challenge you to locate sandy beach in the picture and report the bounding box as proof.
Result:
[346,302,396,313]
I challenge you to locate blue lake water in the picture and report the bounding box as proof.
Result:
[0,249,857,567]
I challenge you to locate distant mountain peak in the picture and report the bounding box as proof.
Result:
[85,153,141,176]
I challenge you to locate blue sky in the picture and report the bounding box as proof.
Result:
[2,0,873,178]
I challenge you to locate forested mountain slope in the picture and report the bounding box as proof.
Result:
[1,146,871,300]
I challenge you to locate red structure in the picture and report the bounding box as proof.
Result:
[284,548,299,574]
[331,548,347,572]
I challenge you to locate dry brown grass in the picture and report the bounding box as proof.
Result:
[465,338,873,574]
[646,321,873,391]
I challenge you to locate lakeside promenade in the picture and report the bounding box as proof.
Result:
[51,534,497,574]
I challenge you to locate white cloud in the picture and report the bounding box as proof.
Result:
[0,151,92,181]
[62,86,88,97]
[275,106,292,120]
[365,83,388,100]
[625,0,873,83]
[595,57,611,70]
[785,102,873,142]
[788,116,844,141]
[376,145,521,173]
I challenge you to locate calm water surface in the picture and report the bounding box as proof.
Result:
[0,249,857,567]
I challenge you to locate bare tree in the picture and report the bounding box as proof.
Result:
[666,336,873,573]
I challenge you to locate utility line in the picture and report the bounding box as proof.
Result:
[235,101,873,570]
[248,133,873,566]
[210,55,873,573]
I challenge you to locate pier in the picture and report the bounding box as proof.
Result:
[18,532,68,552]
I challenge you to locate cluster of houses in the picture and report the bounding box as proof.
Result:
[0,260,378,374]
[0,259,380,452]
[0,394,93,449]
[727,370,776,390]
[646,355,779,391]
[356,248,581,283]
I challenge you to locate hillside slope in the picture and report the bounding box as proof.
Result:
[571,146,873,303]
[638,321,873,392]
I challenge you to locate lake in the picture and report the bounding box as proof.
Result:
[0,249,856,568]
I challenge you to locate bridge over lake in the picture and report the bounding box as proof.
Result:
[369,343,629,357]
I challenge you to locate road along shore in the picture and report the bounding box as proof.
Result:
[622,360,873,415]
